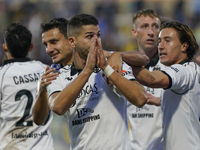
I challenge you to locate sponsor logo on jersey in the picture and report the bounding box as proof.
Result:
[122,70,132,76]
[78,83,98,98]
[170,66,179,73]
[77,108,94,118]
[70,83,99,108]
[13,73,40,85]
[131,106,154,118]
[12,131,48,139]
[131,113,154,118]
[72,114,101,126]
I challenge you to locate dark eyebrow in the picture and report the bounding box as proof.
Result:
[158,36,172,43]
[42,38,57,45]
[85,30,101,35]
[164,36,171,40]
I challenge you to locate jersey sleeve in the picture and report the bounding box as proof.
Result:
[121,61,135,80]
[161,64,196,94]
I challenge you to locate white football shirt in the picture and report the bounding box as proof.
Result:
[47,62,134,150]
[0,58,54,150]
[127,53,164,150]
[161,60,200,150]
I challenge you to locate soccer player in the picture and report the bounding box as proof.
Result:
[0,23,53,150]
[32,18,73,125]
[128,9,164,150]
[46,13,147,150]
[105,9,164,149]
[132,21,200,150]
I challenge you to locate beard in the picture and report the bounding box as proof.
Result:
[75,44,90,60]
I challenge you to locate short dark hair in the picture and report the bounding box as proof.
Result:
[4,23,32,58]
[161,21,199,60]
[41,18,68,39]
[132,9,161,25]
[67,14,99,37]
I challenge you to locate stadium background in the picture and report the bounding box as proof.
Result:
[0,0,199,149]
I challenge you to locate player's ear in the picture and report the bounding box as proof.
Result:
[29,44,33,52]
[3,43,11,59]
[132,27,137,38]
[68,36,76,48]
[181,42,189,53]
[3,43,8,53]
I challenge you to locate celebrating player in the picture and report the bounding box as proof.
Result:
[46,14,147,150]
[0,23,54,150]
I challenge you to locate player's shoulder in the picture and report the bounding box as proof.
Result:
[59,63,73,75]
[171,61,197,72]
[30,60,47,68]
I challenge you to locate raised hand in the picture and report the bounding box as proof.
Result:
[96,36,107,70]
[40,65,59,92]
[84,36,98,74]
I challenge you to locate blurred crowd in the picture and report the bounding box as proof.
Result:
[0,0,200,66]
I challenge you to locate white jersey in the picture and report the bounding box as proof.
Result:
[127,53,164,150]
[47,62,134,150]
[0,58,54,150]
[161,60,200,150]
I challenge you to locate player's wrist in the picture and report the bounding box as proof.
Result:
[103,65,114,77]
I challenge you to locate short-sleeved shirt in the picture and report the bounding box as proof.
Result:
[161,60,200,150]
[47,62,134,150]
[0,58,54,150]
[127,53,164,150]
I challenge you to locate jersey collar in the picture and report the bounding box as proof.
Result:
[70,62,101,76]
[71,62,83,76]
[3,58,31,65]
[178,59,191,65]
[145,51,159,69]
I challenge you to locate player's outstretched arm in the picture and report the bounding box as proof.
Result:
[105,50,149,74]
[132,66,169,89]
[32,66,58,125]
[112,51,149,68]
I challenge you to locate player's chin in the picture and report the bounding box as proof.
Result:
[52,58,62,64]
[160,59,170,66]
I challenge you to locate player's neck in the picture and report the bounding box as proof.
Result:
[62,53,74,67]
[139,47,158,60]
[6,53,14,60]
[73,52,86,70]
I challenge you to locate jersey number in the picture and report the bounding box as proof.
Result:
[15,90,33,127]
[15,89,50,127]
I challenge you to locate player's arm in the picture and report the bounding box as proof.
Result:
[96,39,147,108]
[121,51,149,67]
[104,50,149,73]
[32,66,58,125]
[48,37,97,116]
[132,66,169,88]
[107,73,147,107]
